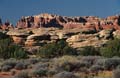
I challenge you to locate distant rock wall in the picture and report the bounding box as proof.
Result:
[16,13,120,32]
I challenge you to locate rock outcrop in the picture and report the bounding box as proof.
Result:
[6,27,112,49]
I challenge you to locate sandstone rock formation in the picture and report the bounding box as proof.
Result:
[0,19,14,30]
[16,13,87,29]
[7,29,30,44]
[2,13,120,51]
[6,27,112,49]
[16,13,120,33]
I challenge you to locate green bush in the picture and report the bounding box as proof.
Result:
[37,40,77,58]
[100,38,120,57]
[0,38,28,59]
[78,46,100,56]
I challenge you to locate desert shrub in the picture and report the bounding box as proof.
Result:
[80,56,102,67]
[95,58,106,66]
[100,38,120,57]
[113,69,120,78]
[1,65,12,72]
[0,38,28,59]
[89,65,104,72]
[53,71,78,78]
[104,58,120,70]
[2,59,17,66]
[38,40,77,58]
[1,59,17,71]
[95,58,120,70]
[14,62,27,70]
[33,62,49,70]
[78,46,100,56]
[30,68,47,77]
[27,58,38,64]
[50,56,82,72]
[47,70,57,77]
[52,55,79,66]
[60,62,74,72]
[14,70,30,78]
